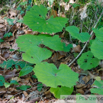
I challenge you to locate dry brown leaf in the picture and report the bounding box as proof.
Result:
[0,42,10,48]
[0,20,4,24]
[0,24,5,29]
[23,91,28,97]
[75,84,85,89]
[4,69,17,80]
[76,88,84,94]
[82,75,91,84]
[73,44,81,53]
[11,42,18,50]
[0,88,6,95]
[2,52,9,59]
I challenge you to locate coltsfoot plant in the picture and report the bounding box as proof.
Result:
[16,4,103,98]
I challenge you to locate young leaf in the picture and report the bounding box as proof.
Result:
[37,83,43,91]
[70,3,80,8]
[10,80,19,85]
[91,39,103,59]
[66,26,90,42]
[22,46,52,64]
[23,5,68,33]
[16,61,32,68]
[16,85,31,91]
[77,51,99,70]
[0,75,5,86]
[4,32,12,38]
[0,39,4,42]
[0,59,15,69]
[4,82,10,88]
[48,0,54,5]
[90,80,103,95]
[64,0,69,2]
[7,18,14,25]
[20,1,27,5]
[32,75,37,79]
[19,66,33,77]
[50,86,73,98]
[33,62,79,88]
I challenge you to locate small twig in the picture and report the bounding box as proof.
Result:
[0,55,6,61]
[68,10,103,67]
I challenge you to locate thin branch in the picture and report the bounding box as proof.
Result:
[0,55,6,61]
[68,10,103,67]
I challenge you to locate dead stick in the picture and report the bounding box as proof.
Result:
[0,55,6,61]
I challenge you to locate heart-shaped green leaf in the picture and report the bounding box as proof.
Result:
[77,51,99,70]
[50,86,73,98]
[16,34,72,52]
[41,35,72,52]
[23,5,68,33]
[33,62,79,88]
[91,39,103,59]
[66,26,90,42]
[16,34,41,51]
[22,46,52,64]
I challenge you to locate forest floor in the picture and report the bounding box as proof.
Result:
[0,0,103,103]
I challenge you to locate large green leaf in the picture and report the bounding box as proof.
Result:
[91,39,103,59]
[16,34,72,52]
[23,5,68,33]
[16,34,72,63]
[16,34,41,51]
[66,26,90,42]
[93,27,103,42]
[33,63,78,88]
[77,51,99,70]
[90,80,103,95]
[41,35,72,52]
[22,46,52,64]
[19,66,33,76]
[50,86,73,98]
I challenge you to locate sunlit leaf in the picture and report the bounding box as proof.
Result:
[66,26,90,42]
[33,63,78,88]
[23,5,68,33]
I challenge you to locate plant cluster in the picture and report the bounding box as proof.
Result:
[0,0,103,100]
[15,4,103,98]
